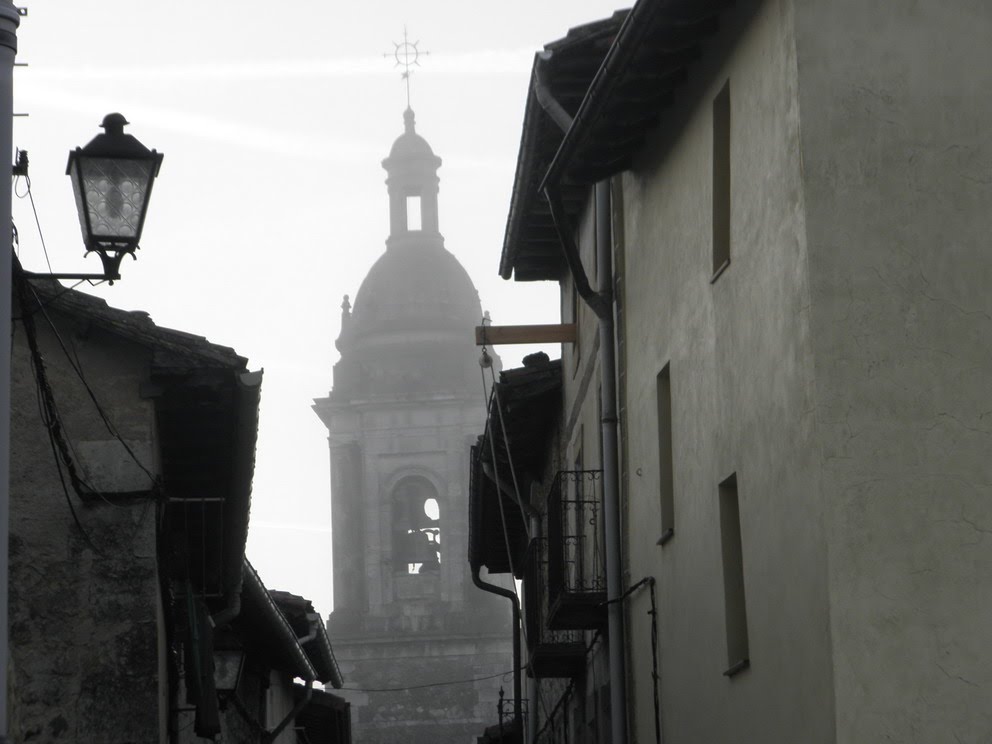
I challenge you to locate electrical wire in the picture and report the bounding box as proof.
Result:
[478,357,526,644]
[478,342,564,726]
[339,668,518,693]
[15,171,54,274]
[15,270,158,553]
[12,278,100,321]
[18,277,105,556]
[23,279,158,487]
[489,366,531,539]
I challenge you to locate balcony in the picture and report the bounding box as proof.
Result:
[546,470,607,630]
[523,538,585,679]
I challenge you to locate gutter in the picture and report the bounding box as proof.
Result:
[304,611,343,689]
[242,560,317,681]
[218,370,263,623]
[541,0,662,190]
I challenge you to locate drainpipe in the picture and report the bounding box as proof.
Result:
[211,591,241,628]
[534,61,628,744]
[471,566,521,733]
[593,179,628,744]
[527,511,541,744]
[0,7,18,743]
[533,52,573,133]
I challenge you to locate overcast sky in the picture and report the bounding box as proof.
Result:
[12,1,624,617]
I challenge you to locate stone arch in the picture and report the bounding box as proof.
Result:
[389,473,442,574]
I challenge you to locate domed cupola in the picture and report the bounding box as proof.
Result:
[329,108,488,402]
[382,108,443,247]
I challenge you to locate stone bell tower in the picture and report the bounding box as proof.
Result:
[314,108,511,744]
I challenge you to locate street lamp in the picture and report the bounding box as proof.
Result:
[62,112,163,283]
[212,647,246,695]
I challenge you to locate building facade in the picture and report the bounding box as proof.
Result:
[9,271,345,743]
[479,0,992,743]
[315,108,513,744]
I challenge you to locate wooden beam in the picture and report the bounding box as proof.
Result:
[475,323,577,346]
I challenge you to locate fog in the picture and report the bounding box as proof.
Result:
[10,0,625,620]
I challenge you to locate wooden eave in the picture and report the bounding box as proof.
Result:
[499,12,629,282]
[543,0,733,190]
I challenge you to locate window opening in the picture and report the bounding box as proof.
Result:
[406,195,422,231]
[712,80,731,280]
[719,473,749,675]
[392,477,441,574]
[657,364,675,545]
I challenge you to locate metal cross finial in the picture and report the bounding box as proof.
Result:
[383,26,429,108]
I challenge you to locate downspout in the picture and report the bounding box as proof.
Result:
[593,179,628,744]
[534,61,629,744]
[527,512,541,744]
[211,591,241,627]
[264,678,313,744]
[471,565,522,733]
[533,52,573,133]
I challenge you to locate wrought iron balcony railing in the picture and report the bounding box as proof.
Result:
[546,470,607,630]
[523,537,585,679]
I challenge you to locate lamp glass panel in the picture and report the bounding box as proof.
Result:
[213,649,245,692]
[75,156,154,241]
[68,160,88,241]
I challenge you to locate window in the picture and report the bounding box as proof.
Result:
[406,195,422,231]
[712,80,731,281]
[392,477,441,574]
[719,473,749,675]
[656,364,674,545]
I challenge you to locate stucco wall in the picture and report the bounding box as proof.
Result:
[619,1,834,741]
[793,1,992,741]
[9,310,162,743]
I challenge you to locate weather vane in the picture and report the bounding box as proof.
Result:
[384,26,429,108]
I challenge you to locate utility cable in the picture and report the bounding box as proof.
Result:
[339,667,517,693]
[489,363,531,539]
[14,169,54,274]
[599,577,663,744]
[15,270,157,552]
[19,277,105,555]
[22,279,158,487]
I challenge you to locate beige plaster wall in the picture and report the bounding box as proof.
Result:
[793,1,992,741]
[619,1,834,741]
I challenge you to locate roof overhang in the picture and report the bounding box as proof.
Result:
[499,12,628,281]
[238,560,318,681]
[543,0,732,190]
[270,590,344,687]
[469,356,562,576]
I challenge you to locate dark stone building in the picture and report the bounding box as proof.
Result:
[314,108,513,743]
[9,272,347,743]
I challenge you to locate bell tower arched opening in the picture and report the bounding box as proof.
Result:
[391,476,441,575]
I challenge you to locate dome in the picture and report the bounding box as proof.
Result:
[328,107,486,401]
[347,242,482,340]
[385,108,441,165]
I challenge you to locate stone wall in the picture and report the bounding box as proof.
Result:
[9,307,163,742]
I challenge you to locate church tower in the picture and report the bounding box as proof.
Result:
[314,108,511,743]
